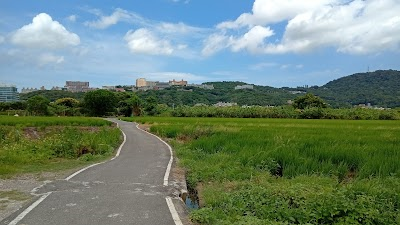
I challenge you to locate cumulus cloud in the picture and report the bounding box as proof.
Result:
[217,0,336,29]
[124,28,174,55]
[11,13,80,49]
[205,0,400,55]
[230,26,274,53]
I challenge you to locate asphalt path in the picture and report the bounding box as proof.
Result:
[2,119,181,225]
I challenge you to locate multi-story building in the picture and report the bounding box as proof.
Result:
[65,81,90,92]
[154,82,170,90]
[169,79,187,86]
[136,78,147,88]
[51,86,64,91]
[191,84,214,90]
[235,85,254,90]
[102,86,116,91]
[21,87,38,94]
[0,84,19,102]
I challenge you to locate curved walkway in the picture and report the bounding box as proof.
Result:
[2,119,184,225]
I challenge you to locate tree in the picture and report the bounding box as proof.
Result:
[129,95,143,116]
[118,95,142,117]
[27,95,50,115]
[55,97,79,108]
[144,96,158,116]
[293,93,328,110]
[83,90,117,116]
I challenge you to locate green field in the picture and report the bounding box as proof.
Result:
[0,116,122,177]
[123,117,400,224]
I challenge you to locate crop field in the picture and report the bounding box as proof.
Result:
[0,116,122,177]
[124,117,400,224]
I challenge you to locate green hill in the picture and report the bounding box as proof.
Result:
[18,70,400,108]
[316,70,400,108]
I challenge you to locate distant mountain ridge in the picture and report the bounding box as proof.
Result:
[19,70,400,108]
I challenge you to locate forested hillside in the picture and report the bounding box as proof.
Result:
[301,70,400,108]
[137,82,294,106]
[18,70,400,108]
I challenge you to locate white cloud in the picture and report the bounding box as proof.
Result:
[217,0,336,29]
[230,26,274,53]
[38,53,64,66]
[0,35,4,44]
[202,33,229,56]
[11,13,80,49]
[206,0,400,55]
[124,28,174,55]
[84,8,147,29]
[145,72,205,82]
[67,15,77,22]
[156,22,204,34]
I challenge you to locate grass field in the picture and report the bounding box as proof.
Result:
[123,117,400,224]
[0,116,122,177]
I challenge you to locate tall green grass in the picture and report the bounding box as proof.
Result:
[0,116,113,127]
[0,116,121,177]
[123,117,400,224]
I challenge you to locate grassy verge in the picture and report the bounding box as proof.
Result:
[123,117,400,224]
[0,116,122,178]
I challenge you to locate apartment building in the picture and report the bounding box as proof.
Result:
[0,84,19,102]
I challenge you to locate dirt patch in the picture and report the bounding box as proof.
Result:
[22,126,102,140]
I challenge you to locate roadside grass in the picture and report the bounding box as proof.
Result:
[0,116,122,178]
[0,116,113,127]
[122,117,400,225]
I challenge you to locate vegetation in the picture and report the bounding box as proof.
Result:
[292,93,328,109]
[0,116,122,177]
[294,70,400,108]
[123,117,400,224]
[83,89,118,116]
[171,106,399,120]
[19,90,85,102]
[26,95,50,116]
[17,70,400,109]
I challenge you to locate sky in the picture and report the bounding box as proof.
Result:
[0,0,399,89]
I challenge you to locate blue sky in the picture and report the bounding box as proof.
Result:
[0,0,399,89]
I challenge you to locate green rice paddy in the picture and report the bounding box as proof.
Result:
[124,117,400,225]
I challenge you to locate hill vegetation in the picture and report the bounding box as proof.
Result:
[17,70,400,108]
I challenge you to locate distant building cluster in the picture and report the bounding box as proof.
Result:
[0,84,19,102]
[64,81,96,93]
[213,102,238,107]
[134,78,212,91]
[102,86,126,92]
[235,85,254,90]
[354,103,390,110]
[3,77,214,102]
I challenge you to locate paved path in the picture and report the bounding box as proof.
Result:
[2,119,182,225]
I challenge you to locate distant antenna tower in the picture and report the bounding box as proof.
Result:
[367,66,370,73]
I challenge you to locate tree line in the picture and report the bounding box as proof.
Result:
[2,91,398,120]
[1,90,165,117]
